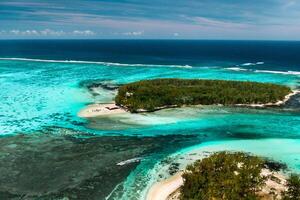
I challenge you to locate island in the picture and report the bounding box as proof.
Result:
[115,78,292,113]
[78,78,297,117]
[147,152,300,200]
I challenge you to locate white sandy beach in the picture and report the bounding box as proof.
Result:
[77,103,126,118]
[146,172,183,200]
[273,89,300,106]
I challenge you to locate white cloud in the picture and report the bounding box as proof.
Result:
[6,29,65,36]
[123,31,144,36]
[73,30,95,36]
[10,30,21,35]
[182,15,247,29]
[1,29,96,37]
[40,29,65,36]
[173,32,179,37]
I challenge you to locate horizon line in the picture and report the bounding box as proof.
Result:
[1,38,300,42]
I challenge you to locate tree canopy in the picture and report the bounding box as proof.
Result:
[115,79,291,112]
[180,152,265,200]
[180,152,300,200]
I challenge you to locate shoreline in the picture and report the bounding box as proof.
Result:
[78,90,299,118]
[146,172,183,200]
[146,167,287,200]
[236,89,300,108]
[77,103,126,118]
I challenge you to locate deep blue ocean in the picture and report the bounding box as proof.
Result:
[0,40,300,200]
[1,40,300,71]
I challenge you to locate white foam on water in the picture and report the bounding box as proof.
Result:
[241,62,256,66]
[225,67,248,71]
[254,70,300,75]
[240,61,264,66]
[225,66,300,76]
[0,57,193,69]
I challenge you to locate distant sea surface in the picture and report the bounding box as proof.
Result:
[0,40,300,200]
[1,40,300,71]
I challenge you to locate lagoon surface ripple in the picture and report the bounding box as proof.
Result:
[0,40,300,200]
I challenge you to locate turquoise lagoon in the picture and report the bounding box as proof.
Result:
[0,58,300,199]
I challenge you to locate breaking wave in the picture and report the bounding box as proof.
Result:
[240,62,264,66]
[0,57,193,69]
[225,67,248,71]
[254,70,300,75]
[225,66,300,76]
[2,57,299,75]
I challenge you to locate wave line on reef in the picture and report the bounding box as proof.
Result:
[240,62,264,66]
[0,57,193,69]
[254,70,300,75]
[225,66,300,76]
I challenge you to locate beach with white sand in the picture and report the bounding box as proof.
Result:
[77,103,126,118]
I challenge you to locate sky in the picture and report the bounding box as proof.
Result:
[0,0,300,40]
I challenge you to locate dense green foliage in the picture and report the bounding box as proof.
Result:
[115,79,291,112]
[180,152,265,200]
[282,174,300,200]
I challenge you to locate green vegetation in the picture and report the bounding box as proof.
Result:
[115,79,291,112]
[180,152,265,200]
[180,152,300,200]
[282,174,300,200]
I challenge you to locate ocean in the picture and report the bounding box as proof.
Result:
[0,40,300,200]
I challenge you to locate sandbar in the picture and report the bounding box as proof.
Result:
[77,103,126,118]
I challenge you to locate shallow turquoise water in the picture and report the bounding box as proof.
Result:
[0,59,299,135]
[0,58,300,199]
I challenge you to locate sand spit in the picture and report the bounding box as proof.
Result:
[146,172,183,200]
[77,103,126,118]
